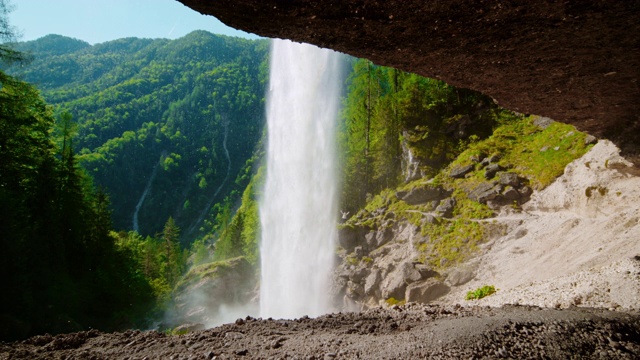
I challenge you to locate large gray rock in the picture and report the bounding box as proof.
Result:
[381,262,421,300]
[447,268,476,286]
[498,172,520,187]
[364,269,381,296]
[365,227,394,249]
[469,182,499,203]
[338,225,366,251]
[400,186,449,205]
[449,164,474,179]
[502,186,521,201]
[435,197,456,218]
[533,116,555,129]
[349,265,370,283]
[484,163,502,179]
[405,278,450,303]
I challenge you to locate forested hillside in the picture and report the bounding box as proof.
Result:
[9,32,268,239]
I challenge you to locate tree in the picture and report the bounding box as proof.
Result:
[0,0,29,65]
[161,217,184,287]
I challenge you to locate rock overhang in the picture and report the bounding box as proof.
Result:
[178,0,639,165]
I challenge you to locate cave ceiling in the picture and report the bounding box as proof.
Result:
[178,0,639,165]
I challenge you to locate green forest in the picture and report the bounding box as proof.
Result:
[10,32,268,239]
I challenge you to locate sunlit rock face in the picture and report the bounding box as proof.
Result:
[178,0,639,165]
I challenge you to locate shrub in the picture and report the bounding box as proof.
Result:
[465,285,496,300]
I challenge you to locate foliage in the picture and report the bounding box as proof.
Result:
[465,285,497,300]
[8,31,269,239]
[339,58,509,214]
[211,161,264,265]
[340,60,591,275]
[385,297,406,307]
[0,67,157,339]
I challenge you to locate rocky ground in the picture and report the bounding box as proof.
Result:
[1,304,639,359]
[441,140,640,310]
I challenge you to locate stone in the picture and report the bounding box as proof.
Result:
[414,264,438,279]
[449,164,474,178]
[404,263,423,283]
[365,227,394,248]
[401,186,448,205]
[422,214,439,225]
[469,153,485,163]
[533,116,555,129]
[484,163,501,179]
[405,278,450,303]
[469,182,499,203]
[349,265,370,283]
[498,172,520,187]
[354,246,364,258]
[486,153,502,164]
[338,225,365,251]
[447,268,475,286]
[518,186,533,198]
[502,186,521,201]
[346,280,364,297]
[584,134,598,145]
[395,190,408,199]
[435,197,456,218]
[381,262,420,299]
[364,269,381,296]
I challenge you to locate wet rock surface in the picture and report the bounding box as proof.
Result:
[2,305,638,359]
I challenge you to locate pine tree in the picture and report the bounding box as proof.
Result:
[161,217,183,287]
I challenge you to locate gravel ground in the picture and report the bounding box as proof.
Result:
[1,304,639,359]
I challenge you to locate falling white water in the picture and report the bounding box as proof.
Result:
[259,39,343,319]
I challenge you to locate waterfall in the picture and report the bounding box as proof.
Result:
[133,150,166,233]
[259,39,343,319]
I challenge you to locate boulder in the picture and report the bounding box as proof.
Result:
[498,172,520,187]
[405,279,450,303]
[484,163,502,179]
[584,134,598,145]
[435,197,456,218]
[533,116,555,129]
[446,268,476,286]
[414,264,438,279]
[338,225,366,251]
[364,269,381,296]
[401,186,449,205]
[449,164,474,179]
[364,226,394,249]
[349,265,370,283]
[469,182,499,203]
[518,186,533,198]
[381,262,421,300]
[502,186,521,201]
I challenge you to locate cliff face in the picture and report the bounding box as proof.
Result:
[178,0,640,165]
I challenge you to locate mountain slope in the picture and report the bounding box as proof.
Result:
[10,32,268,239]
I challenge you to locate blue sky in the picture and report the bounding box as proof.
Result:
[10,0,259,44]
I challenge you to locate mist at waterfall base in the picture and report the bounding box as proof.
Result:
[260,39,344,319]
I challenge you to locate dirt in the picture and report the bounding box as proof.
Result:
[1,304,639,359]
[178,0,640,165]
[441,140,640,311]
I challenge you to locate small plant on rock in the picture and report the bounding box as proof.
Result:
[465,285,496,300]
